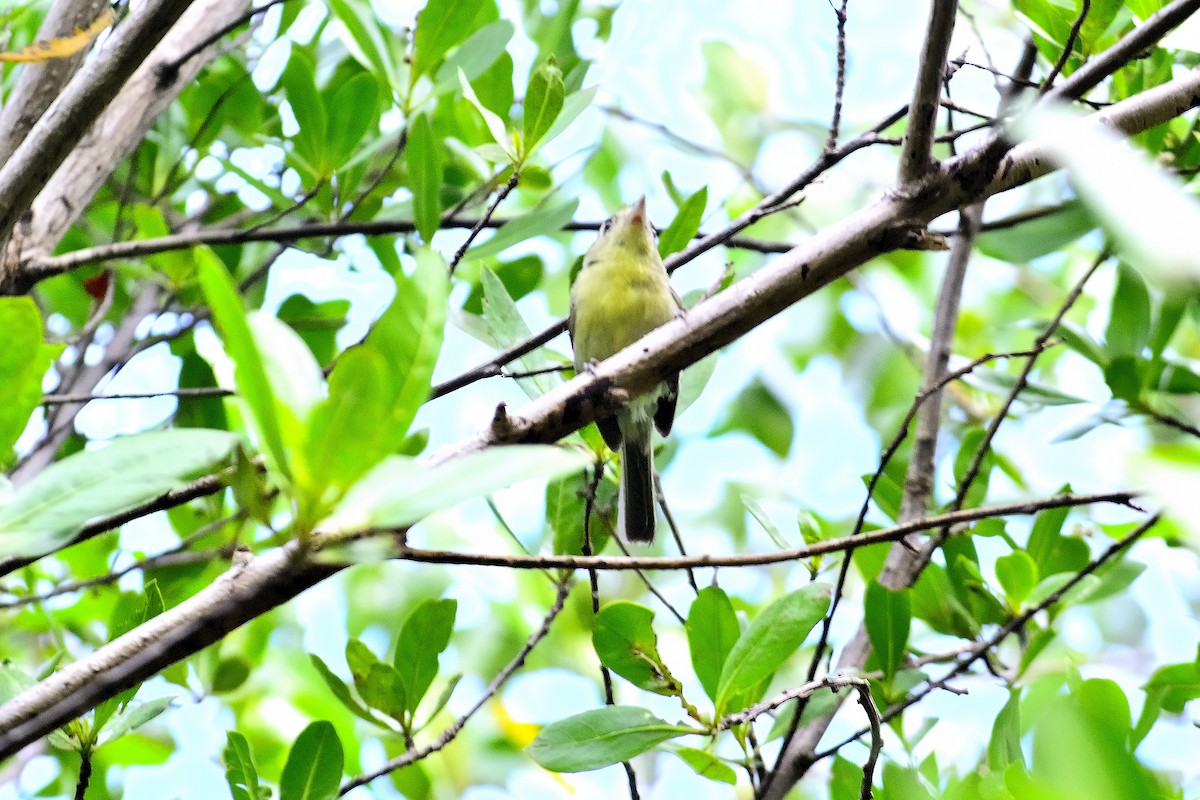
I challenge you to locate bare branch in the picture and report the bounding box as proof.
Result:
[0,0,110,166]
[0,0,203,285]
[898,0,958,183]
[7,0,252,293]
[383,493,1137,572]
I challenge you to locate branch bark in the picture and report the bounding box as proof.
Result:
[898,0,959,183]
[1,0,251,295]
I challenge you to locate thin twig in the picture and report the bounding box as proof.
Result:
[384,492,1138,572]
[825,0,851,151]
[1042,0,1091,93]
[448,171,520,274]
[42,386,233,405]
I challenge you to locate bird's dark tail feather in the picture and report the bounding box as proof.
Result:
[620,437,656,543]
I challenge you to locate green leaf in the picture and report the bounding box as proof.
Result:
[304,346,391,497]
[466,198,578,261]
[988,689,1024,771]
[360,663,407,720]
[713,378,793,458]
[432,20,514,95]
[96,697,173,746]
[282,51,328,176]
[685,586,740,703]
[0,298,61,461]
[365,246,449,453]
[526,706,696,772]
[743,494,791,548]
[324,446,591,532]
[279,721,343,800]
[1014,103,1200,286]
[864,582,910,685]
[412,0,485,79]
[715,584,831,714]
[547,470,613,556]
[975,202,1096,263]
[0,429,239,561]
[224,731,265,800]
[326,72,379,168]
[538,85,598,148]
[325,0,400,90]
[521,58,564,156]
[480,266,563,398]
[309,654,388,726]
[593,602,680,695]
[1105,262,1152,357]
[995,551,1039,606]
[1027,573,1103,610]
[197,254,289,478]
[394,598,457,715]
[673,746,737,784]
[276,294,349,366]
[406,114,443,244]
[658,186,707,258]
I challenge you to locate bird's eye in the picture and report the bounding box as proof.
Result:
[600,218,614,234]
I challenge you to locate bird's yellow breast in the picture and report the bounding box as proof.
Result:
[570,251,678,369]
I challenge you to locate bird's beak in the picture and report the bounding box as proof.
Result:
[629,196,647,226]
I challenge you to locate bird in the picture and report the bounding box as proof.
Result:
[568,196,682,543]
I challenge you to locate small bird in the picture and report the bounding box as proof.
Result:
[569,197,682,543]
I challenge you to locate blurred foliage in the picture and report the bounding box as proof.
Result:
[1,0,1200,798]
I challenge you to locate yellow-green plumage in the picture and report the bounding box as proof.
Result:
[568,197,682,543]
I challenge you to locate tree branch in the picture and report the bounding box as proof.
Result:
[0,0,202,287]
[898,0,958,183]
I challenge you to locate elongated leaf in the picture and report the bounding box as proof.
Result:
[406,114,443,244]
[1106,262,1152,356]
[324,446,590,532]
[0,430,239,561]
[480,267,562,398]
[0,299,60,462]
[593,602,680,695]
[863,582,911,684]
[431,19,514,95]
[715,584,831,714]
[673,746,737,784]
[685,586,740,703]
[326,72,379,168]
[282,51,328,176]
[466,198,578,261]
[224,731,265,800]
[658,186,707,258]
[526,706,696,772]
[309,655,388,726]
[97,697,173,745]
[304,346,391,495]
[280,721,343,800]
[366,247,449,453]
[412,0,485,78]
[197,255,289,477]
[522,58,564,156]
[394,598,457,714]
[325,0,399,89]
[975,202,1096,263]
[1014,103,1200,285]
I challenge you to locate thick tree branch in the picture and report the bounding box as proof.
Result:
[3,0,251,295]
[0,0,110,166]
[898,0,959,183]
[0,0,201,288]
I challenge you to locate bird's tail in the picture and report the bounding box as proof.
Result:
[619,416,656,543]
